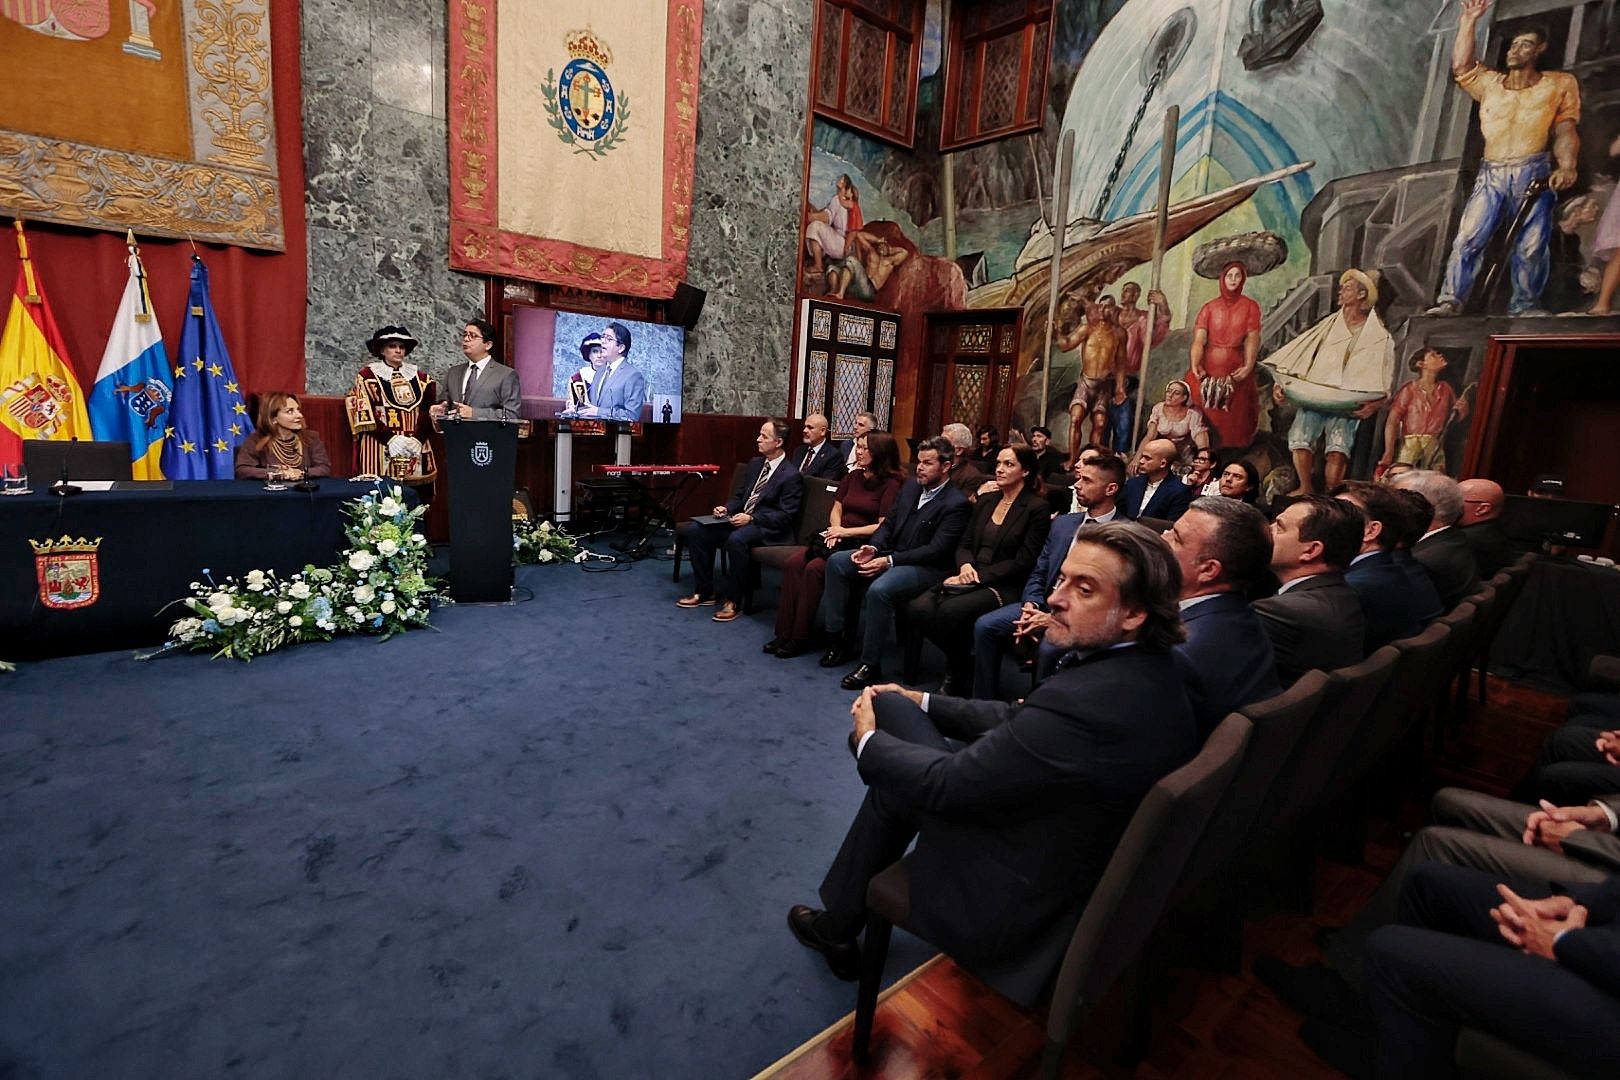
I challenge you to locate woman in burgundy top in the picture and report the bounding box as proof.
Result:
[767,431,903,658]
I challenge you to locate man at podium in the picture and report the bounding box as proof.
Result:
[430,319,521,422]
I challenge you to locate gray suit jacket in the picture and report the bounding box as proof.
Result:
[446,359,522,421]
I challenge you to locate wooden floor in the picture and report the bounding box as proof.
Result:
[757,676,1569,1080]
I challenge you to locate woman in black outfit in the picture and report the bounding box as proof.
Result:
[905,444,1050,691]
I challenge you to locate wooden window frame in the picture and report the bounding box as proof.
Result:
[810,0,926,150]
[939,0,1055,153]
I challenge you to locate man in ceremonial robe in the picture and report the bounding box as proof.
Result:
[347,325,437,495]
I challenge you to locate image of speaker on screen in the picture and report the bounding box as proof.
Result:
[568,322,646,421]
[513,308,683,422]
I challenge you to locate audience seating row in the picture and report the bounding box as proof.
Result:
[847,552,1540,1075]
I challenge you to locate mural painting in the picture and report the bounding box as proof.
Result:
[799,0,1620,490]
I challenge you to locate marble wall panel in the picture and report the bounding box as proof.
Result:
[302,0,805,408]
[683,0,810,416]
[302,0,480,395]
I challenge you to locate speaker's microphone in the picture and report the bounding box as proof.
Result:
[53,436,82,497]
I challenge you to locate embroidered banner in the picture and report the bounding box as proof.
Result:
[0,0,285,250]
[448,0,702,298]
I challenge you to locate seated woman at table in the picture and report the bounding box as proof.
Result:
[766,431,904,659]
[235,392,333,481]
[905,444,1050,691]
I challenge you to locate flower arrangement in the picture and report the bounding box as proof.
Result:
[166,486,442,660]
[513,517,580,565]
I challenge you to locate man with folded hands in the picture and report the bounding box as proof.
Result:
[788,523,1197,1008]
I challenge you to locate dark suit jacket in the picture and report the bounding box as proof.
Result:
[1461,519,1517,578]
[1562,874,1620,998]
[1120,473,1194,521]
[950,459,985,499]
[1174,591,1280,737]
[955,489,1052,593]
[1021,513,1084,606]
[791,440,847,482]
[1413,526,1479,609]
[1034,447,1069,485]
[858,645,1198,1005]
[1253,571,1366,685]
[444,359,522,420]
[723,456,803,544]
[870,480,970,570]
[1394,549,1445,624]
[1346,549,1429,651]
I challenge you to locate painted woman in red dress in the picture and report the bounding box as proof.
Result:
[1186,261,1262,451]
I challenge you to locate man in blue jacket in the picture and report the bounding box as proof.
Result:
[819,437,970,690]
[1334,480,1438,650]
[1159,496,1281,736]
[1120,438,1194,521]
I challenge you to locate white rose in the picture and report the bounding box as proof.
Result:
[289,581,311,600]
[207,591,232,612]
[380,497,405,517]
[289,615,303,627]
[538,521,553,535]
[538,550,553,563]
[276,600,293,614]
[377,539,399,557]
[380,599,397,614]
[349,551,375,572]
[354,584,375,604]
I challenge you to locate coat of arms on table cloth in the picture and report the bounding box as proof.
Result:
[30,536,102,610]
[542,29,630,158]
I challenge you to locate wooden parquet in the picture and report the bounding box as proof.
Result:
[756,677,1568,1080]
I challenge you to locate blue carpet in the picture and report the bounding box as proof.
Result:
[0,559,935,1078]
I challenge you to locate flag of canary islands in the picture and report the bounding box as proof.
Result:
[160,254,250,480]
[0,221,91,469]
[88,234,174,479]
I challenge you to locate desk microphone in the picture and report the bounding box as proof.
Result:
[53,437,82,497]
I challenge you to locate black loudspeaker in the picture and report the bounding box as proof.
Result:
[670,281,706,329]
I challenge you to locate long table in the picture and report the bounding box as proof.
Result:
[1491,557,1620,693]
[1,480,405,659]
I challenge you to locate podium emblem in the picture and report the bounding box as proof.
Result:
[470,441,492,467]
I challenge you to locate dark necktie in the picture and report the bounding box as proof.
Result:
[462,363,479,401]
[592,368,608,405]
[743,462,772,515]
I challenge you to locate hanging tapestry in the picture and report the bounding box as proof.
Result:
[0,0,285,250]
[447,0,703,299]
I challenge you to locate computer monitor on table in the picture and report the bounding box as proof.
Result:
[23,440,134,484]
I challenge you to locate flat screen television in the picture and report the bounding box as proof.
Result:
[509,307,683,423]
[1499,494,1616,549]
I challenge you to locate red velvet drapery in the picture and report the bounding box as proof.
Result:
[0,2,308,397]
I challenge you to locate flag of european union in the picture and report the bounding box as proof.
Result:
[160,255,251,480]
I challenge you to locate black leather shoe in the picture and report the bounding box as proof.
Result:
[788,905,861,981]
[1253,956,1359,1021]
[774,640,808,659]
[841,664,882,691]
[820,645,852,668]
[763,638,782,654]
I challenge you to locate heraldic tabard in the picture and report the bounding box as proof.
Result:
[447,0,703,299]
